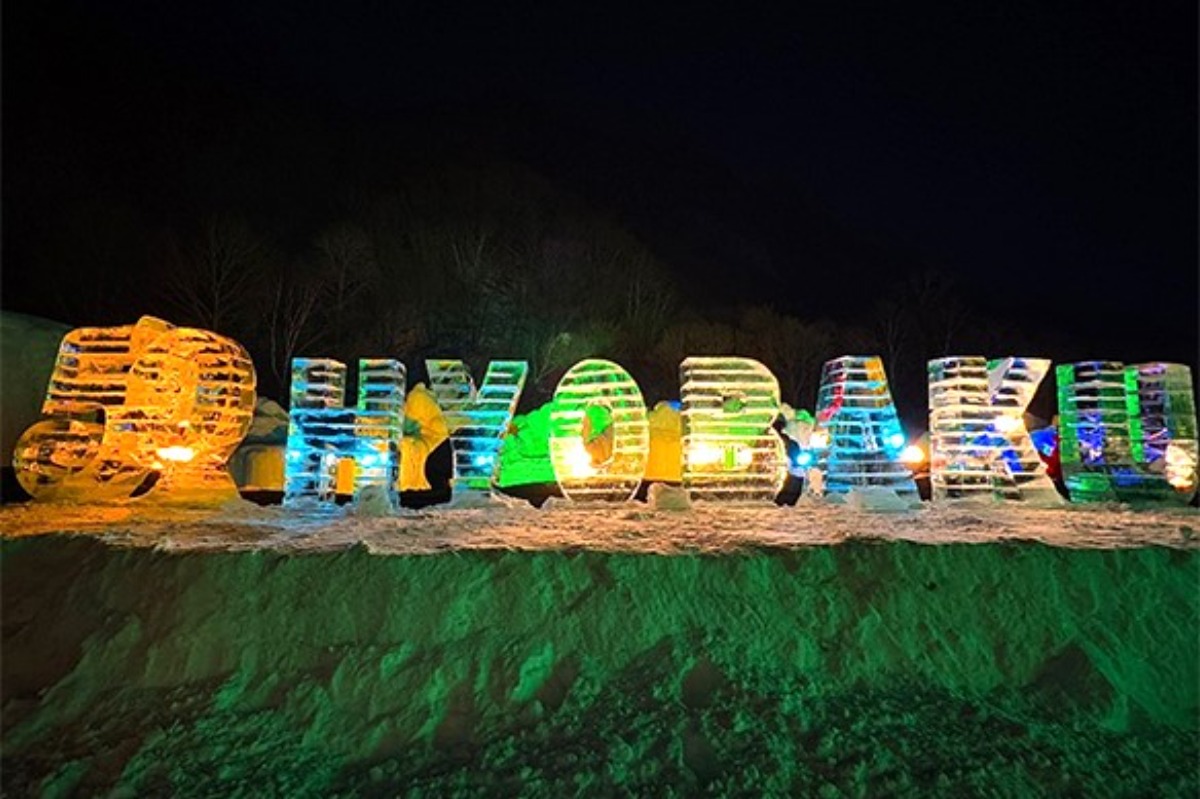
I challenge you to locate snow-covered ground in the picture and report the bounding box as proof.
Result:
[2,496,1195,554]
[3,495,1197,796]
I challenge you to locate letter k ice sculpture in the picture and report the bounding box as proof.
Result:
[928,356,1060,503]
[807,356,918,502]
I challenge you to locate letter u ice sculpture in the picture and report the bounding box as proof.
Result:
[1058,361,1197,504]
[426,359,527,490]
[807,356,918,500]
[928,356,1059,503]
[285,358,406,508]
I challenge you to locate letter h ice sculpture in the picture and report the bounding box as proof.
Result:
[285,358,406,508]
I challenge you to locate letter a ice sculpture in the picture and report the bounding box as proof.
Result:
[1058,361,1197,504]
[549,359,649,502]
[13,316,256,504]
[285,358,406,509]
[680,357,786,501]
[807,356,918,501]
[928,356,1060,503]
[425,359,528,490]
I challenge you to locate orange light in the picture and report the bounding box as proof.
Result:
[156,445,196,463]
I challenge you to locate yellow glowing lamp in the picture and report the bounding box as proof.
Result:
[13,317,256,504]
[680,357,785,501]
[548,359,649,501]
[900,444,926,465]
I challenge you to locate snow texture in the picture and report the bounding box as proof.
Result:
[1,499,1194,555]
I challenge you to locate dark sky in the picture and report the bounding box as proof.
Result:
[4,1,1197,365]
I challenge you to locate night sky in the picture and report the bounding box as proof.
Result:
[4,1,1197,372]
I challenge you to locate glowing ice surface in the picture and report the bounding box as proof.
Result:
[548,359,649,502]
[425,359,527,490]
[1058,361,1197,504]
[284,358,406,509]
[679,357,785,501]
[13,316,256,504]
[928,356,1059,503]
[807,356,918,500]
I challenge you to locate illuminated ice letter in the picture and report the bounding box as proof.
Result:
[680,357,785,501]
[928,356,1058,503]
[1058,361,1197,504]
[284,358,405,509]
[807,356,918,500]
[1129,363,1198,501]
[548,359,649,501]
[12,316,256,504]
[425,359,528,490]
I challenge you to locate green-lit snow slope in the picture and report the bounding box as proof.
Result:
[3,537,1197,797]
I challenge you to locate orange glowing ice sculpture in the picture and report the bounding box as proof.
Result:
[12,316,256,504]
[548,359,649,501]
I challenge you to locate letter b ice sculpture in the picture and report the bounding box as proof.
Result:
[285,358,406,509]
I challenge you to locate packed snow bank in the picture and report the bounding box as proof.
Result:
[1,500,1196,554]
[2,534,1197,796]
[0,312,70,468]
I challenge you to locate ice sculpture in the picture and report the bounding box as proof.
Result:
[1058,361,1197,504]
[679,357,786,501]
[284,358,406,509]
[13,316,256,504]
[928,356,1060,503]
[807,356,918,500]
[548,359,649,501]
[425,359,528,490]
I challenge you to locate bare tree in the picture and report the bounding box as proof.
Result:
[266,272,325,390]
[314,222,377,355]
[164,215,267,334]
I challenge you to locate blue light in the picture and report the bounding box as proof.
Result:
[360,453,379,467]
[886,433,906,450]
[472,453,493,468]
[793,451,813,468]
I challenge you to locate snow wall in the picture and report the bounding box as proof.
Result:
[3,537,1196,796]
[0,312,70,469]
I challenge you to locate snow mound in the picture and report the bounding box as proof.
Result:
[0,312,70,468]
[846,486,918,512]
[648,483,691,511]
[1,535,1196,796]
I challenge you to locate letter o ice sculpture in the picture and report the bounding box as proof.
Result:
[807,356,918,501]
[548,359,649,502]
[680,357,785,501]
[928,356,1059,503]
[13,316,256,504]
[284,358,406,509]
